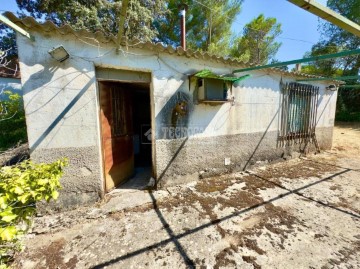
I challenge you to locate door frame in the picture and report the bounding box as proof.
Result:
[95,68,156,193]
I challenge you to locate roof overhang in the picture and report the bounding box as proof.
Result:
[193,70,250,83]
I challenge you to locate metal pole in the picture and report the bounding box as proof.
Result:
[0,14,35,41]
[297,75,360,82]
[233,48,360,73]
[178,4,188,50]
[287,0,360,37]
[339,85,360,88]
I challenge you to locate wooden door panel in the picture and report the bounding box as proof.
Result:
[99,82,134,192]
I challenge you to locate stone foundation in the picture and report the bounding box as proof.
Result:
[30,128,333,210]
[31,146,102,212]
[155,127,333,188]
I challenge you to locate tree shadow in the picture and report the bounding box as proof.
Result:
[154,85,222,186]
[300,157,360,172]
[243,105,281,171]
[246,171,359,219]
[149,191,195,268]
[29,77,95,153]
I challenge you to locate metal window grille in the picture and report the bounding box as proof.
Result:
[278,82,320,152]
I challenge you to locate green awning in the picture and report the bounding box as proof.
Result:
[194,69,250,82]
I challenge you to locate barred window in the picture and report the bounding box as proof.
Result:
[278,82,320,151]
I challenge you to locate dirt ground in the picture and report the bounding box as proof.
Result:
[13,123,360,269]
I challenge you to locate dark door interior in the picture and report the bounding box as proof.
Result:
[132,87,152,167]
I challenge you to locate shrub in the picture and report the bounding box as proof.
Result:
[0,159,67,267]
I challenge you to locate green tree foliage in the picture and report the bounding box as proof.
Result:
[301,42,344,77]
[15,0,168,41]
[301,0,360,77]
[0,159,67,266]
[155,0,242,56]
[230,14,282,65]
[0,0,166,58]
[0,92,27,151]
[4,0,244,56]
[323,0,360,51]
[300,0,360,120]
[0,28,17,57]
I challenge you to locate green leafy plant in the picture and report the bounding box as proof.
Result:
[0,158,67,267]
[0,91,27,151]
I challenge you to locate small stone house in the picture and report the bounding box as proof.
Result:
[6,13,339,210]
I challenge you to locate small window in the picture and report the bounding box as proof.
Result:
[198,78,229,102]
[191,69,250,104]
[278,82,320,151]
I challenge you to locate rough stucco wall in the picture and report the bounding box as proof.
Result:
[16,33,103,211]
[156,131,281,187]
[16,29,338,208]
[32,147,102,212]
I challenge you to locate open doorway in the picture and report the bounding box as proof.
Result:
[98,81,152,192]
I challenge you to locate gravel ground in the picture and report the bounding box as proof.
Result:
[13,123,360,269]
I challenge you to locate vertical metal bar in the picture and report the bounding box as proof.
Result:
[314,87,320,132]
[283,83,287,147]
[309,86,315,144]
[306,85,310,141]
[304,85,309,143]
[310,86,315,137]
[279,82,285,147]
[315,87,320,152]
[294,83,299,145]
[299,84,304,144]
[294,84,301,144]
[306,85,311,141]
[284,83,289,146]
[308,86,314,142]
[293,83,298,146]
[311,87,316,131]
[305,85,313,152]
[288,83,293,146]
[290,83,296,145]
[311,86,317,141]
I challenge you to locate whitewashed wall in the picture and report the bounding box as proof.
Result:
[17,32,337,149]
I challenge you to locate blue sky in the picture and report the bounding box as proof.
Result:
[1,0,328,61]
[231,0,328,61]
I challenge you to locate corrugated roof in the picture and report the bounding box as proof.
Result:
[3,12,342,84]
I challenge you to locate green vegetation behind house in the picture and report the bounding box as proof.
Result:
[0,91,27,151]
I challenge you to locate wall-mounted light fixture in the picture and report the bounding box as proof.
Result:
[48,45,69,62]
[326,84,338,91]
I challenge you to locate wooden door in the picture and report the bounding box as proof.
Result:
[99,82,134,191]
